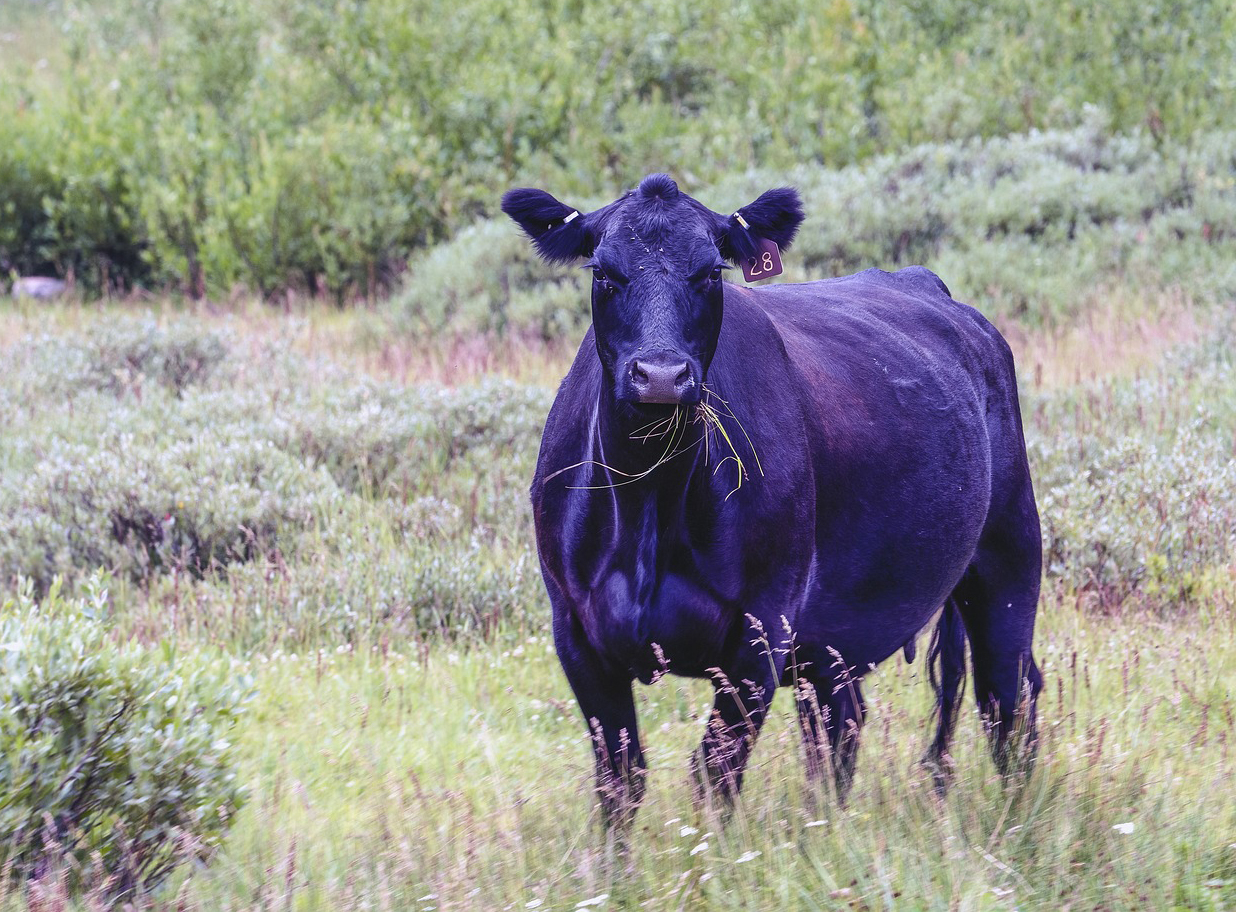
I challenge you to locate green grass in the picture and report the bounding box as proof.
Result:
[168,590,1236,910]
[1,298,1234,909]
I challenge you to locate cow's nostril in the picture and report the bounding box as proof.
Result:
[631,361,649,385]
[674,365,691,387]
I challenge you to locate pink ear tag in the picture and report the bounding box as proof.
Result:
[740,237,783,282]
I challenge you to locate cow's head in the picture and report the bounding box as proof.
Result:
[502,174,803,408]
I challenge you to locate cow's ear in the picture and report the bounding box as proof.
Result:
[717,187,804,265]
[501,188,595,264]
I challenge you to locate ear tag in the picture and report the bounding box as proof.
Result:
[740,237,783,282]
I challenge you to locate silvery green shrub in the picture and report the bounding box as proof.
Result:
[0,420,342,589]
[398,123,1236,333]
[0,575,250,895]
[1028,335,1236,606]
[10,317,230,400]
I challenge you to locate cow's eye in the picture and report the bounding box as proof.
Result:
[591,267,613,290]
[709,265,724,283]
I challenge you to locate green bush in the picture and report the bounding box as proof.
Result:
[3,0,1234,296]
[0,574,250,895]
[1028,333,1236,606]
[185,526,542,649]
[3,310,1232,654]
[0,423,341,588]
[397,123,1236,332]
[394,220,590,337]
[0,319,550,647]
[282,376,548,496]
[1036,426,1236,605]
[17,317,231,398]
[0,94,60,279]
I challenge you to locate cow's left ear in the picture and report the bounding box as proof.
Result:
[716,187,804,265]
[501,188,596,264]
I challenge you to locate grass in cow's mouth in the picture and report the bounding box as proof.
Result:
[542,388,763,498]
[544,406,693,490]
[697,386,764,500]
[630,410,682,444]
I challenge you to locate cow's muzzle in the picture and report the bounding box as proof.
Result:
[628,356,698,405]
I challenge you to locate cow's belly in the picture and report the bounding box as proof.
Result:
[588,567,733,681]
[796,468,989,673]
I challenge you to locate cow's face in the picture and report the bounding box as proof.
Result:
[503,174,803,409]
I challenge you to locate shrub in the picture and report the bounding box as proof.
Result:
[0,397,344,589]
[1028,332,1236,607]
[185,528,542,649]
[0,321,550,650]
[16,316,232,398]
[0,574,250,895]
[281,376,549,496]
[5,0,1235,296]
[1036,426,1236,606]
[393,220,590,337]
[401,123,1236,332]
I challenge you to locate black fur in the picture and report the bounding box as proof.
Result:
[501,188,597,264]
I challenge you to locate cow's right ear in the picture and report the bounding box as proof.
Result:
[501,188,595,264]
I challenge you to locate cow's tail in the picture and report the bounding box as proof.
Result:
[925,596,968,789]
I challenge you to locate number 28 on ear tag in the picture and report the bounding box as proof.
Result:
[741,238,783,282]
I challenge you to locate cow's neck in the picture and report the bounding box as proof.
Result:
[575,389,734,677]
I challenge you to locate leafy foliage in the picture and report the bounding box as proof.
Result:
[2,0,1234,296]
[2,311,1233,651]
[398,122,1236,332]
[1030,333,1236,608]
[0,315,549,646]
[0,574,249,895]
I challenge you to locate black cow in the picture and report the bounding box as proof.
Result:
[503,174,1043,825]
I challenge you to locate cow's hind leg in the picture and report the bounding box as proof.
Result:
[951,509,1044,779]
[795,663,866,803]
[695,667,776,806]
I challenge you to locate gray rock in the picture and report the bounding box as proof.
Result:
[11,277,68,300]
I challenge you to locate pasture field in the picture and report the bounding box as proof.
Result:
[4,1,1236,909]
[1,292,1234,910]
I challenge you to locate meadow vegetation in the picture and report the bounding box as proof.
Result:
[1,577,249,898]
[1,294,1233,909]
[2,0,1235,298]
[2,0,1235,908]
[397,121,1236,337]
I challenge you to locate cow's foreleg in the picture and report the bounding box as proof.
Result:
[693,615,788,806]
[554,611,646,828]
[796,671,866,803]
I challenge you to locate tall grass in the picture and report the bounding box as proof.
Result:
[56,587,1233,910]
